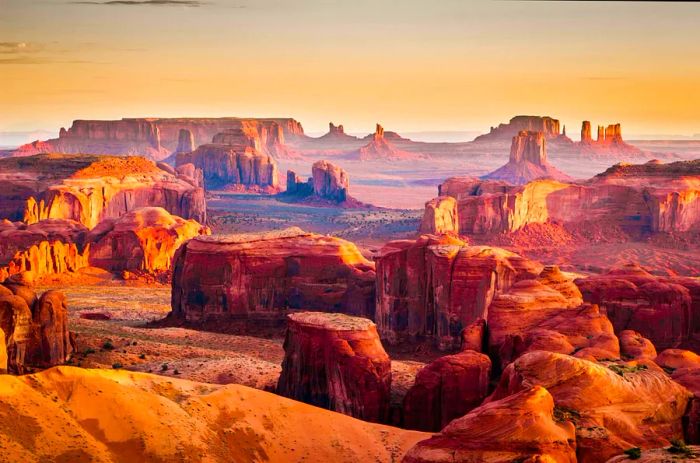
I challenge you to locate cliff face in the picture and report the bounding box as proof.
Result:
[482,131,572,185]
[10,117,305,160]
[375,234,541,350]
[174,128,195,154]
[0,154,206,229]
[422,159,700,236]
[576,121,640,155]
[170,228,376,323]
[311,160,349,202]
[473,115,565,142]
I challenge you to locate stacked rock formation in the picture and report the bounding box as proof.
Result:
[87,207,210,274]
[374,234,542,349]
[0,283,73,373]
[0,153,206,228]
[403,350,491,431]
[421,158,700,236]
[276,312,391,423]
[170,228,376,323]
[10,117,305,160]
[176,129,279,192]
[482,130,572,184]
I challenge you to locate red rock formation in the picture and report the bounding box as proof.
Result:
[0,327,6,373]
[483,130,572,185]
[286,161,359,205]
[9,117,305,160]
[402,386,577,463]
[0,219,89,283]
[174,128,195,154]
[607,446,700,462]
[576,264,693,349]
[489,351,691,462]
[27,290,73,368]
[0,154,206,228]
[349,124,424,161]
[581,121,593,143]
[403,350,491,431]
[176,138,279,192]
[375,234,541,350]
[619,330,657,360]
[0,294,32,373]
[460,318,485,352]
[419,197,459,235]
[87,207,210,274]
[276,312,391,423]
[422,159,700,236]
[170,228,376,323]
[654,349,700,443]
[473,115,564,142]
[574,121,640,155]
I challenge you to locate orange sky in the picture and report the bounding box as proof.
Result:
[1,0,700,137]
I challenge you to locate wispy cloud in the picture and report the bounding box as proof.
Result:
[583,76,624,81]
[70,0,208,6]
[0,42,42,54]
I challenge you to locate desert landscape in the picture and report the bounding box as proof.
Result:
[2,1,700,462]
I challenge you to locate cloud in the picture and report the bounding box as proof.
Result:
[0,42,42,54]
[70,0,208,6]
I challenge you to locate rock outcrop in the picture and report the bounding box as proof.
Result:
[285,160,354,204]
[473,115,567,142]
[175,132,279,192]
[577,121,641,155]
[619,330,658,360]
[402,386,577,463]
[375,234,542,350]
[170,228,376,323]
[276,312,391,423]
[483,130,572,184]
[0,154,206,229]
[0,293,32,373]
[87,207,210,274]
[419,197,459,235]
[10,117,305,160]
[489,351,691,462]
[348,124,423,161]
[174,128,195,154]
[581,120,593,143]
[403,350,491,431]
[421,159,700,236]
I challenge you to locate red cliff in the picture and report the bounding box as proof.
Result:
[473,115,565,142]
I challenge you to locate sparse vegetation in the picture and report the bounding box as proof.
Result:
[667,439,696,458]
[112,362,123,369]
[608,364,648,377]
[623,447,642,459]
[102,341,114,351]
[139,354,146,360]
[553,405,581,423]
[161,363,169,372]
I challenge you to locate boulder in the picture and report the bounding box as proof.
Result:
[276,312,391,423]
[27,290,73,367]
[402,386,577,463]
[0,294,33,373]
[403,350,491,431]
[619,330,657,360]
[170,227,376,323]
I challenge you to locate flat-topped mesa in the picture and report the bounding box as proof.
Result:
[175,131,279,192]
[375,234,542,350]
[473,115,565,142]
[10,117,304,161]
[170,227,376,323]
[0,154,206,230]
[482,131,572,185]
[422,158,700,237]
[174,128,195,154]
[87,207,210,275]
[276,312,391,423]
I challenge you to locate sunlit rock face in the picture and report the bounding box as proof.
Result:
[402,350,491,432]
[576,263,700,350]
[9,117,305,160]
[402,386,578,463]
[87,207,210,274]
[170,227,376,323]
[421,159,700,236]
[0,154,206,229]
[0,219,89,283]
[276,312,391,423]
[473,115,564,142]
[488,351,691,462]
[374,234,541,350]
[174,128,195,155]
[482,130,572,185]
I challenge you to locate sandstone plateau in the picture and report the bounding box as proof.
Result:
[0,153,206,229]
[170,227,376,323]
[277,312,392,423]
[10,117,305,160]
[421,158,700,237]
[483,130,572,184]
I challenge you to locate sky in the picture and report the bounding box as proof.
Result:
[1,0,700,138]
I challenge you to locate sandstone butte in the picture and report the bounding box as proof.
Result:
[402,386,578,463]
[175,127,280,192]
[10,117,305,161]
[0,153,206,230]
[348,124,424,161]
[420,158,700,237]
[487,351,692,462]
[473,115,568,142]
[482,130,573,185]
[0,283,73,374]
[374,234,542,350]
[285,160,367,206]
[86,207,210,274]
[0,366,428,463]
[576,263,700,350]
[170,227,376,323]
[578,120,641,156]
[276,312,392,423]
